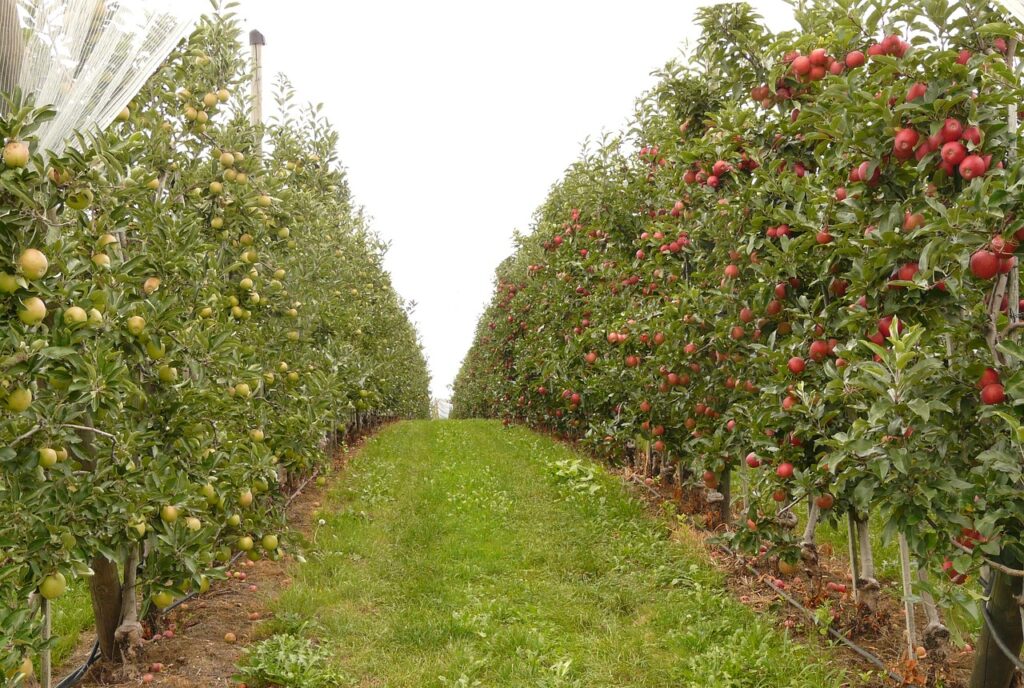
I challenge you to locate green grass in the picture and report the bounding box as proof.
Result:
[51,581,93,667]
[265,419,848,688]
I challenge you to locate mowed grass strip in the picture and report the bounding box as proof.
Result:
[266,419,847,687]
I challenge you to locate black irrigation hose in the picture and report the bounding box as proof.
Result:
[53,642,100,688]
[626,474,906,685]
[51,458,330,687]
[980,604,1024,672]
[977,574,1024,673]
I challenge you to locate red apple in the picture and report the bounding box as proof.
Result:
[970,250,999,279]
[941,141,967,165]
[943,558,967,584]
[791,55,812,76]
[959,154,986,180]
[808,340,828,362]
[981,383,1005,405]
[906,82,928,102]
[942,117,964,142]
[893,127,919,156]
[978,367,1001,389]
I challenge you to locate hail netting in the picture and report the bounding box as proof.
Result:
[997,0,1024,23]
[0,0,205,156]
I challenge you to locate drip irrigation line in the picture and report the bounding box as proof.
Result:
[53,642,100,688]
[724,544,905,685]
[626,474,906,685]
[285,468,320,509]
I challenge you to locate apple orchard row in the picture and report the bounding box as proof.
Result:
[0,10,429,681]
[454,1,1024,680]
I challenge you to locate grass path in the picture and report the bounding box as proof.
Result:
[257,420,847,687]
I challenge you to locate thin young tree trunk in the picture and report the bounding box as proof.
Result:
[855,515,880,612]
[847,512,860,604]
[801,499,820,564]
[918,567,949,649]
[114,546,142,659]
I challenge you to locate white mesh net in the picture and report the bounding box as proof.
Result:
[997,0,1024,24]
[0,0,206,156]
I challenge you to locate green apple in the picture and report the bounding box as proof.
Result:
[66,188,94,210]
[17,248,48,280]
[38,447,58,468]
[7,388,32,412]
[0,272,18,293]
[64,306,88,325]
[157,365,178,384]
[152,590,174,610]
[126,315,146,336]
[18,296,46,325]
[146,341,166,360]
[3,140,30,168]
[39,572,67,600]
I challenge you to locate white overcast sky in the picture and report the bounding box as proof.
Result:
[236,1,797,398]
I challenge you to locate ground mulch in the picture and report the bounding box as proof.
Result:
[55,432,372,688]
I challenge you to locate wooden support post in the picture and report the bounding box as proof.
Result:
[249,29,265,153]
[718,468,731,525]
[898,533,918,657]
[40,596,51,688]
[847,513,860,604]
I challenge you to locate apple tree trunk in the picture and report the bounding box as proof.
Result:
[89,555,123,661]
[969,570,1023,688]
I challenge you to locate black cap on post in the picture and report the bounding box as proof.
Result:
[249,29,265,46]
